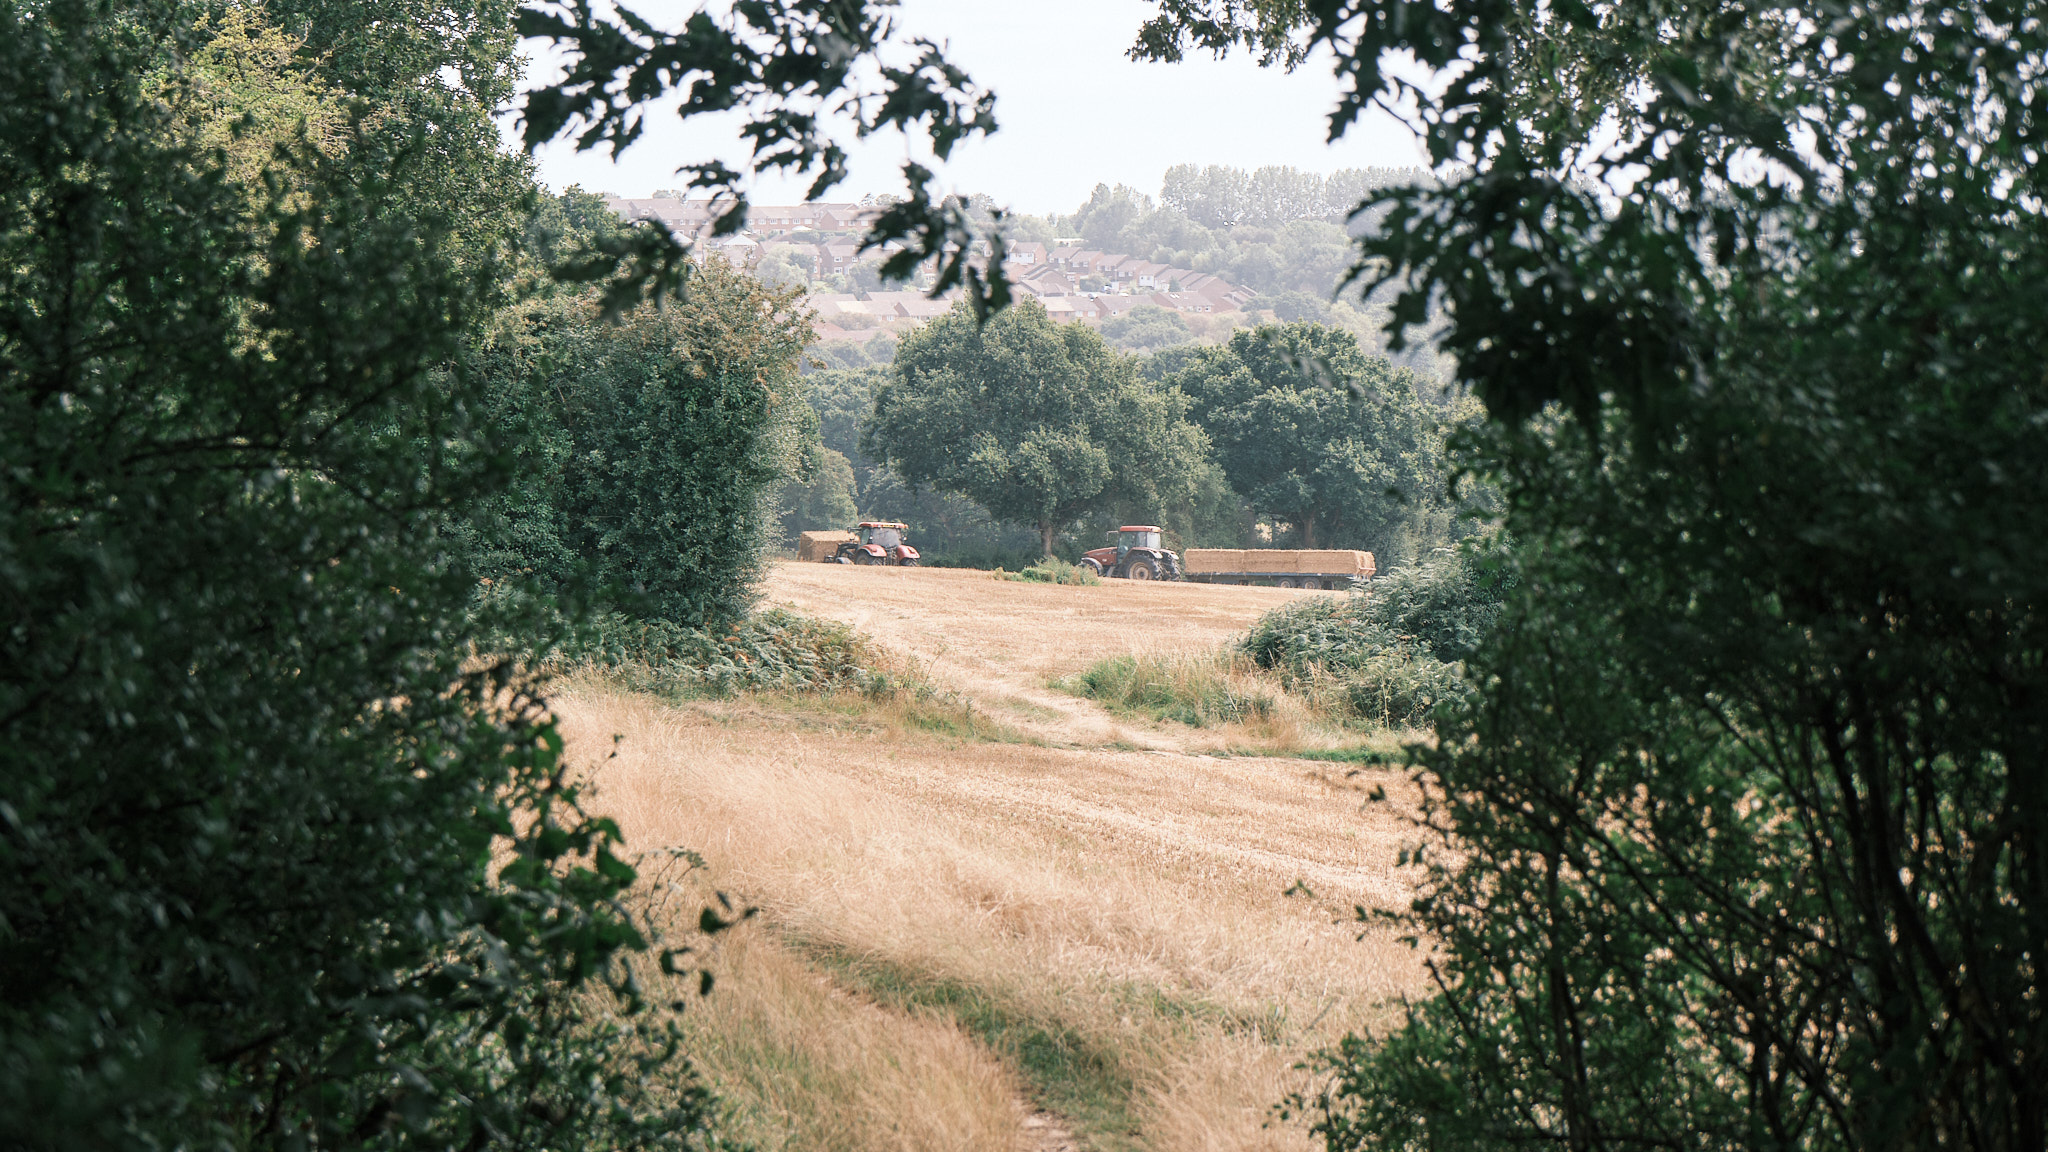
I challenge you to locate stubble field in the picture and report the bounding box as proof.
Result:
[554,561,1429,1151]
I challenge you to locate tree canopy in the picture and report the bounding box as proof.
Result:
[1174,323,1441,552]
[466,251,816,625]
[865,300,1210,555]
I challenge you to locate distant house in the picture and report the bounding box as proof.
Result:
[1093,295,1148,319]
[807,292,877,320]
[604,196,730,238]
[1009,241,1047,266]
[1041,297,1092,323]
[703,235,760,264]
[1047,245,1083,267]
[862,290,957,320]
[816,241,861,272]
[1131,262,1171,289]
[1101,256,1149,287]
[1017,266,1077,296]
[1068,250,1107,275]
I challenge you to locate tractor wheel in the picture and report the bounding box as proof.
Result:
[1275,576,1296,588]
[1125,556,1159,581]
[1299,577,1322,591]
[852,550,874,566]
[1080,557,1104,577]
[901,557,919,567]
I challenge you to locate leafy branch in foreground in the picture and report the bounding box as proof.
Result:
[0,3,736,1147]
[516,0,1009,316]
[1140,1,2048,1149]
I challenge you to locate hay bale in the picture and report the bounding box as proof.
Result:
[798,530,857,562]
[1290,549,1375,575]
[1181,548,1246,574]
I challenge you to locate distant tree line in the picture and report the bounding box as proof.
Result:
[795,300,1482,565]
[1158,163,1428,229]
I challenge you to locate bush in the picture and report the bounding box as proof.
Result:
[0,9,719,1147]
[570,608,903,697]
[1239,544,1510,728]
[1011,557,1103,585]
[1057,653,1275,727]
[465,255,815,626]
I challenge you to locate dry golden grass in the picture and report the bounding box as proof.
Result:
[556,562,1432,1150]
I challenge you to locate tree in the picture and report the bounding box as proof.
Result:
[800,365,1044,566]
[779,446,860,538]
[1174,323,1438,552]
[1100,302,1194,352]
[518,0,1013,316]
[468,254,816,625]
[865,300,1210,556]
[1,4,718,1147]
[1142,0,2048,1147]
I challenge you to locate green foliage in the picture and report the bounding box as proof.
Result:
[1057,654,1275,728]
[1061,180,1381,300]
[1238,548,1506,729]
[865,299,1211,555]
[1145,0,2048,1146]
[1172,322,1446,554]
[468,254,815,625]
[574,607,899,698]
[1099,303,1194,352]
[1009,558,1103,586]
[779,446,860,539]
[792,365,1042,564]
[517,0,1009,317]
[1159,163,1427,229]
[0,3,725,1148]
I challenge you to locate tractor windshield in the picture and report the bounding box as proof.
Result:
[1121,530,1161,550]
[868,526,902,549]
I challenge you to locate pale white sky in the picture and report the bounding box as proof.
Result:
[517,0,1427,217]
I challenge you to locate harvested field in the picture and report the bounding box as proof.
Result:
[555,561,1428,1151]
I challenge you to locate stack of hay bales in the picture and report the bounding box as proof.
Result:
[1182,548,1375,577]
[798,530,857,562]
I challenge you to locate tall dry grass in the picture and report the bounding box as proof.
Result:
[558,674,1426,1151]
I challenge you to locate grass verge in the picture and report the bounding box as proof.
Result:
[791,942,1145,1151]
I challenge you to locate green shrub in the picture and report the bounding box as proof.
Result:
[571,608,903,697]
[1012,557,1103,585]
[1239,544,1511,728]
[1057,654,1274,727]
[464,255,816,627]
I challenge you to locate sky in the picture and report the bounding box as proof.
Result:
[517,0,1429,217]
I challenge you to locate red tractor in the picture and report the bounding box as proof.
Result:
[835,521,921,566]
[1080,525,1182,581]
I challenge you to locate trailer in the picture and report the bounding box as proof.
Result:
[1177,548,1375,590]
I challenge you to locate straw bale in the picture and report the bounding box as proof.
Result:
[798,530,857,562]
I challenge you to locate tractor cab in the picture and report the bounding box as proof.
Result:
[837,521,920,566]
[1116,526,1162,552]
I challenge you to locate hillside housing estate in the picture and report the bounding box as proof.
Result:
[602,196,1258,343]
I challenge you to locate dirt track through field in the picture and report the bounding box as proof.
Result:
[763,561,1312,750]
[556,562,1427,1151]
